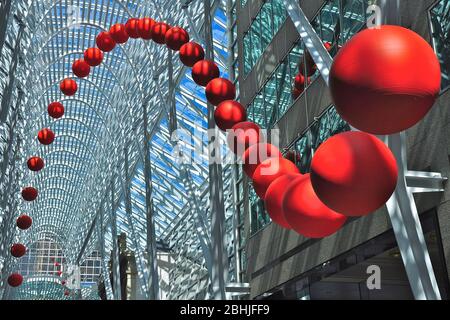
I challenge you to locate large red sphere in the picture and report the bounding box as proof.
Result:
[96,32,116,52]
[165,26,190,51]
[16,215,32,230]
[109,23,129,44]
[283,174,347,238]
[310,131,398,216]
[227,121,264,155]
[84,47,104,67]
[47,102,64,119]
[27,156,44,172]
[22,187,38,201]
[242,143,282,178]
[252,157,300,199]
[214,100,247,131]
[179,42,205,67]
[7,274,23,287]
[60,78,77,96]
[137,17,156,40]
[11,244,26,258]
[205,78,236,106]
[330,25,441,135]
[72,59,90,78]
[151,22,171,44]
[192,60,220,86]
[38,128,55,145]
[125,18,140,38]
[264,173,302,229]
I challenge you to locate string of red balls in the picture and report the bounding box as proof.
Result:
[7,19,441,292]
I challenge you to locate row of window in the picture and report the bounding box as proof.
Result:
[243,0,287,75]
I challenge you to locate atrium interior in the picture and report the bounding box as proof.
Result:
[0,0,449,301]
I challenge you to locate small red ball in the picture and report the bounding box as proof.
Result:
[283,174,347,238]
[38,128,55,145]
[329,25,441,134]
[165,26,190,51]
[48,102,64,119]
[125,18,140,38]
[84,47,104,66]
[242,143,282,178]
[179,42,205,67]
[151,22,171,44]
[61,280,66,286]
[11,244,26,258]
[109,23,129,44]
[137,17,156,40]
[294,73,309,91]
[27,156,44,172]
[191,60,220,86]
[57,271,63,276]
[8,274,23,287]
[96,32,116,52]
[72,59,90,78]
[205,78,236,106]
[252,157,300,199]
[60,78,77,96]
[22,187,38,201]
[264,173,303,229]
[227,121,264,155]
[64,290,70,296]
[16,215,32,230]
[214,100,247,131]
[311,131,398,216]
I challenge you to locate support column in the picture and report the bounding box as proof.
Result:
[97,206,114,300]
[203,0,228,300]
[110,179,122,300]
[143,103,160,300]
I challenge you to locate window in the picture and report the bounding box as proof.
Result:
[430,0,450,90]
[242,0,287,75]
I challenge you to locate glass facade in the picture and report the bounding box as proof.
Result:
[430,0,450,90]
[243,0,287,75]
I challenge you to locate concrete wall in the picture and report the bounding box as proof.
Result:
[236,0,450,298]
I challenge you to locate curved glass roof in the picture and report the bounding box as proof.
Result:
[0,0,235,298]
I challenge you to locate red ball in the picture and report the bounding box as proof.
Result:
[16,215,32,230]
[27,156,44,172]
[61,280,66,286]
[96,32,116,52]
[151,22,171,44]
[264,173,302,229]
[64,290,70,296]
[22,187,38,201]
[242,143,282,178]
[60,78,77,96]
[205,78,236,106]
[72,59,90,78]
[125,18,140,38]
[109,23,129,44]
[48,102,64,119]
[191,60,220,86]
[179,42,205,67]
[214,100,247,131]
[252,157,300,199]
[310,131,398,216]
[227,121,264,155]
[283,174,347,238]
[330,25,441,134]
[165,26,189,51]
[294,73,308,91]
[57,271,63,276]
[137,17,156,40]
[38,128,55,145]
[11,244,26,258]
[8,274,23,287]
[84,47,104,66]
